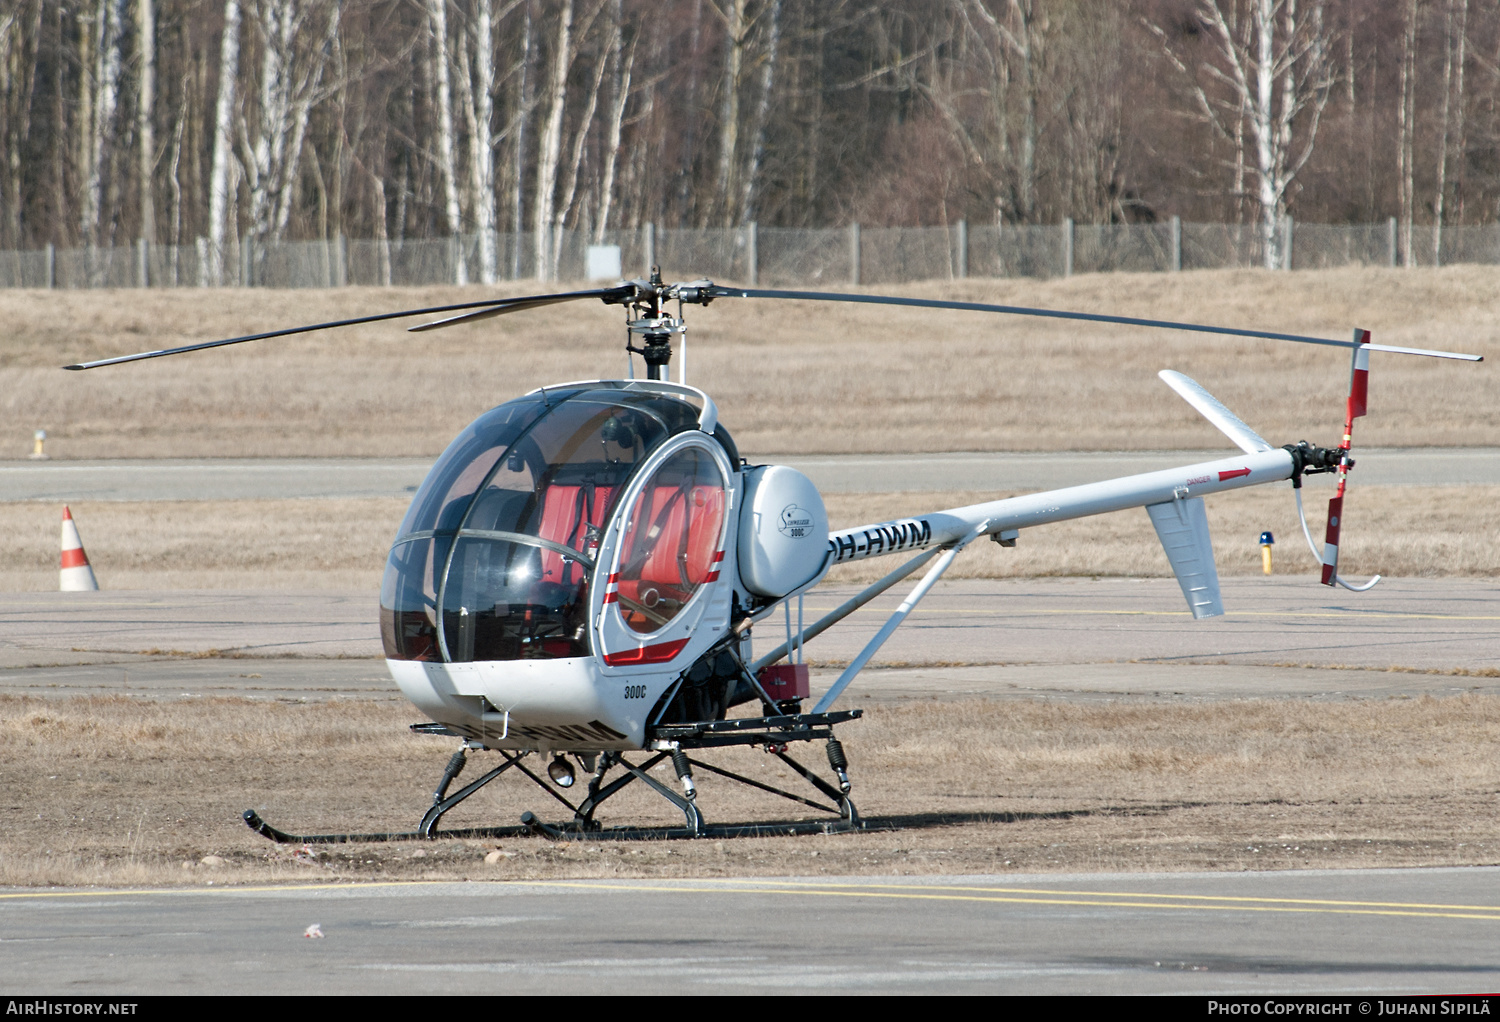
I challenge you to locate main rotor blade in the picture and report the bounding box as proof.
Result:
[705,286,1485,361]
[62,286,634,370]
[406,287,630,332]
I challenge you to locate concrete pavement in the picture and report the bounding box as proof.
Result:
[3,869,1498,994]
[4,577,1497,701]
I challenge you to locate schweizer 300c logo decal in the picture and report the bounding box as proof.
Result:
[778,504,814,538]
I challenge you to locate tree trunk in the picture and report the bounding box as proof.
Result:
[1434,0,1456,265]
[1012,0,1038,223]
[712,0,746,227]
[429,0,466,284]
[553,22,609,269]
[82,0,125,268]
[1254,0,1277,269]
[510,2,533,279]
[739,0,779,225]
[594,0,630,243]
[1,1,42,249]
[533,0,573,280]
[1452,0,1468,227]
[136,0,155,246]
[1398,0,1417,267]
[464,0,497,284]
[207,0,242,285]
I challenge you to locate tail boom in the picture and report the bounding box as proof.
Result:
[827,447,1294,566]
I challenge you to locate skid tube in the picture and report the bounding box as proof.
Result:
[242,709,864,845]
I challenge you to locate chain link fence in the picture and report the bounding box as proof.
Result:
[0,217,1483,290]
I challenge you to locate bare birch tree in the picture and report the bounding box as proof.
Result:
[593,0,634,242]
[1151,0,1336,268]
[1397,0,1417,266]
[1433,0,1469,262]
[509,2,534,277]
[206,0,242,285]
[458,0,499,283]
[428,0,466,284]
[80,0,127,268]
[552,16,610,267]
[738,0,779,225]
[916,1,1044,223]
[0,1,42,248]
[136,0,155,245]
[239,0,341,279]
[532,0,574,279]
[711,0,748,226]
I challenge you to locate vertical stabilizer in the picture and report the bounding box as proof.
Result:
[1146,497,1222,619]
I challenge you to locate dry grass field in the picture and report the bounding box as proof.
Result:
[2,693,1495,886]
[1,484,1494,591]
[2,266,1497,459]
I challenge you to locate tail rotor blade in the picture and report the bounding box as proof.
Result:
[1322,329,1373,589]
[1320,494,1344,586]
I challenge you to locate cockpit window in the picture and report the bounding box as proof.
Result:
[393,392,561,541]
[615,446,727,634]
[381,387,705,662]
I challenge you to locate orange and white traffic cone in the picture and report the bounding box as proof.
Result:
[60,505,99,591]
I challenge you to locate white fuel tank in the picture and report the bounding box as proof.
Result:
[737,465,829,598]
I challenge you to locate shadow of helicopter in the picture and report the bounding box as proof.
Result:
[244,799,1212,844]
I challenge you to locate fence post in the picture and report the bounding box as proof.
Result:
[1171,216,1182,272]
[136,238,149,287]
[336,233,348,286]
[1062,217,1074,277]
[45,243,55,289]
[1388,217,1398,268]
[643,221,655,273]
[747,220,758,286]
[240,236,251,286]
[850,222,861,285]
[956,219,968,279]
[448,235,460,285]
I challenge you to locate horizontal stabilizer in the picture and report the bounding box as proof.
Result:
[1146,496,1224,619]
[1159,370,1273,454]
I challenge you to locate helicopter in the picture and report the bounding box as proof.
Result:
[65,269,1482,841]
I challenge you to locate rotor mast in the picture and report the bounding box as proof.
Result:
[624,266,684,381]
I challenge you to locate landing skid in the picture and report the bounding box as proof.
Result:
[242,710,863,844]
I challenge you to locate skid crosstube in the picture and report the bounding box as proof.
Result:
[242,709,863,844]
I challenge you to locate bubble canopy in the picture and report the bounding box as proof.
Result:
[380,383,722,663]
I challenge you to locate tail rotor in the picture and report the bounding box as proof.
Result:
[1297,329,1381,592]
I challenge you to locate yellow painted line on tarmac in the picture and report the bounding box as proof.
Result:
[534,880,1500,922]
[734,878,1500,914]
[7,877,1500,922]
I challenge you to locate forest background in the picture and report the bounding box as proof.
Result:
[0,0,1493,284]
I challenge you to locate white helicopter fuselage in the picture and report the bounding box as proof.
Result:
[382,373,1304,754]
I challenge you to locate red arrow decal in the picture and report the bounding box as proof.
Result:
[1218,468,1251,481]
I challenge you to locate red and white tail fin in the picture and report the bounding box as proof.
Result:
[1320,330,1370,588]
[60,505,99,592]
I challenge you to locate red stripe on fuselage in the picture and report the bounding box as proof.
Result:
[603,638,689,667]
